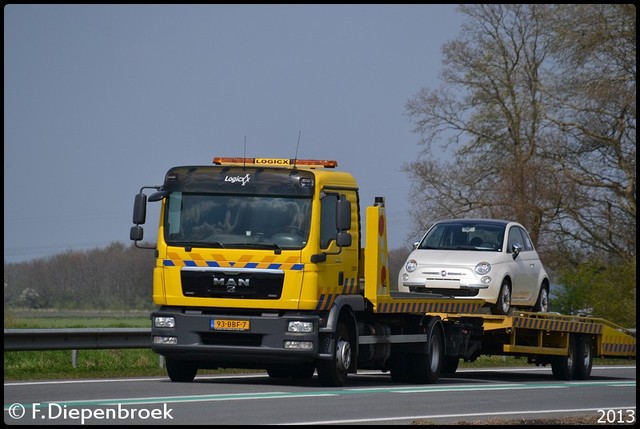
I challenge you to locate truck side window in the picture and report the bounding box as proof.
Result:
[320,194,338,249]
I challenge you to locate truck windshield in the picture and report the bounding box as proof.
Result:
[163,193,312,250]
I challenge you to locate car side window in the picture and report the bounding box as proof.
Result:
[507,227,525,252]
[519,226,534,251]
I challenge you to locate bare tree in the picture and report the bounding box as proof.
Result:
[544,4,636,262]
[403,4,635,323]
[404,4,563,246]
[404,4,635,261]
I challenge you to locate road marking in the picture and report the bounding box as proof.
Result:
[4,380,634,410]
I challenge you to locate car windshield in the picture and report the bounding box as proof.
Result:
[163,193,312,249]
[418,221,505,251]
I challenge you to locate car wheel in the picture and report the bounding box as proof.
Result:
[490,280,511,315]
[532,284,549,312]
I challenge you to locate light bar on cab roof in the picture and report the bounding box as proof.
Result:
[212,157,337,168]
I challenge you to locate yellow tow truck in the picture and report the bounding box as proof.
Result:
[130,157,636,386]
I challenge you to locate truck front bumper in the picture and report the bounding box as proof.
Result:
[150,307,324,368]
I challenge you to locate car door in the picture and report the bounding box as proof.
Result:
[507,226,532,302]
[507,225,539,303]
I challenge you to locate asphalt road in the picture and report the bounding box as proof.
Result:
[4,366,636,425]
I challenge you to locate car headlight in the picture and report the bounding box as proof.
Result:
[475,262,491,275]
[405,259,417,272]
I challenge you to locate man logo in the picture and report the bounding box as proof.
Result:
[213,276,250,292]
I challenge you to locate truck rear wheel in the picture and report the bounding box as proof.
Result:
[574,335,593,380]
[551,335,577,380]
[166,359,198,382]
[442,356,460,375]
[410,325,443,383]
[317,322,351,387]
[389,351,411,383]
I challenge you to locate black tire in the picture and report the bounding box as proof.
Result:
[574,335,593,380]
[551,335,577,380]
[317,322,351,387]
[166,359,198,382]
[442,356,460,375]
[389,351,412,383]
[267,362,316,380]
[410,325,444,384]
[490,280,512,315]
[532,284,549,313]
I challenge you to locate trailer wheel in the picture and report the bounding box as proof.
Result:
[551,335,577,380]
[166,359,198,382]
[574,335,593,380]
[317,322,351,387]
[410,325,444,383]
[490,280,511,315]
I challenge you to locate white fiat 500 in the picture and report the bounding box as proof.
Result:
[397,219,549,315]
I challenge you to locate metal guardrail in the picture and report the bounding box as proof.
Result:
[3,328,152,351]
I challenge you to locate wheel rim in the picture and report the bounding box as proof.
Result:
[336,338,351,372]
[540,288,549,312]
[501,285,511,314]
[430,334,441,373]
[568,339,576,369]
[581,341,591,369]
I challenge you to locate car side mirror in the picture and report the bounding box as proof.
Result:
[511,243,522,260]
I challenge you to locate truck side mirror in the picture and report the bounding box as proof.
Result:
[132,193,147,225]
[336,197,351,231]
[336,231,352,247]
[130,225,144,241]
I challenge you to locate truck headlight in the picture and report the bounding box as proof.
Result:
[288,321,314,333]
[154,316,175,328]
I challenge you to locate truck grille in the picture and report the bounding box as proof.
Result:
[181,269,284,299]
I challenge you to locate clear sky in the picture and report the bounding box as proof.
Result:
[4,4,464,263]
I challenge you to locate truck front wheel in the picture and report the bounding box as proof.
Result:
[166,358,198,382]
[317,322,351,387]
